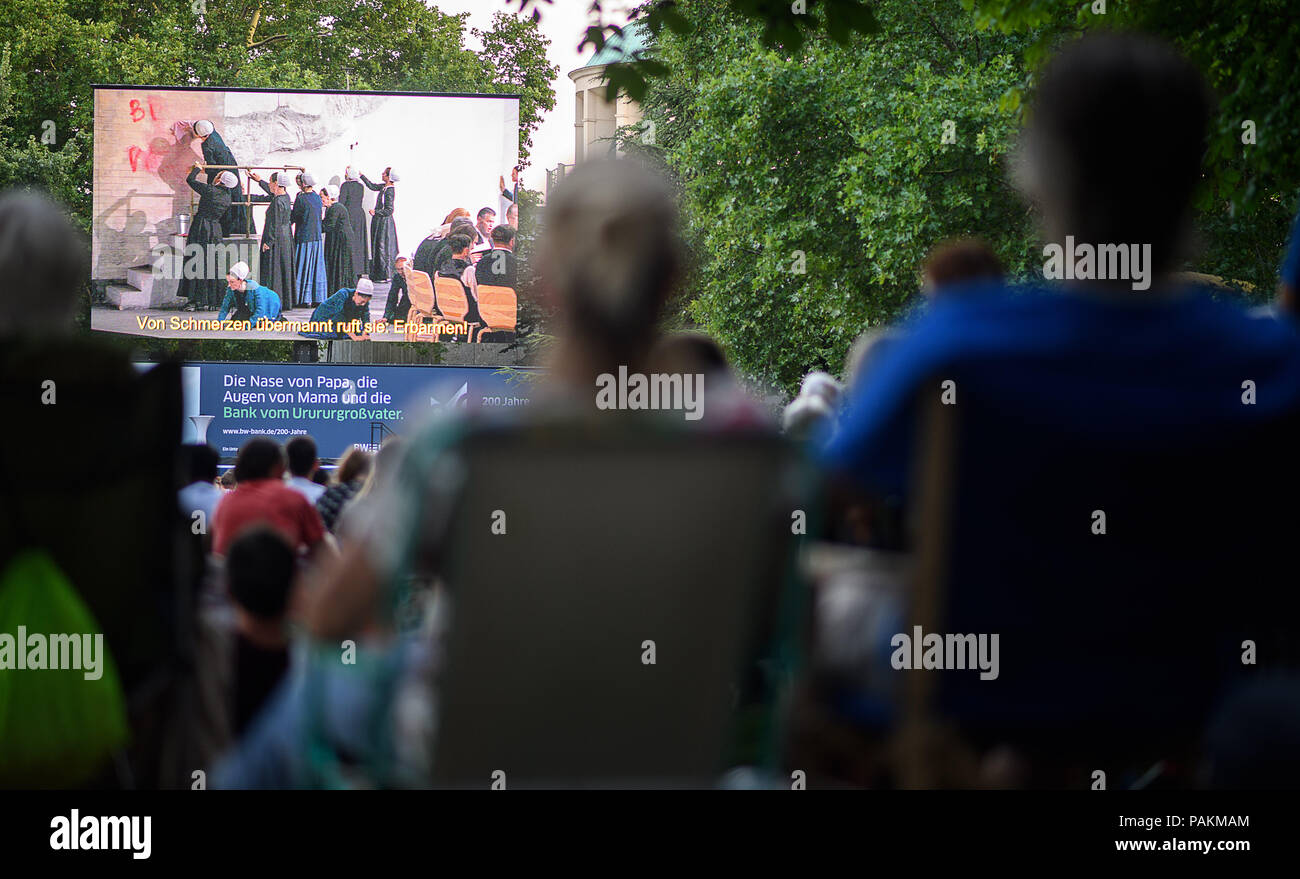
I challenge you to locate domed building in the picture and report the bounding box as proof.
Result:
[567,21,647,164]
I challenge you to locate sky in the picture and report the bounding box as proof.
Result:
[430,0,637,191]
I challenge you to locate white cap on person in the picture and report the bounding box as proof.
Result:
[387,169,401,183]
[355,276,374,297]
[194,119,215,137]
[300,172,315,187]
[229,261,250,280]
[345,166,360,181]
[217,170,238,188]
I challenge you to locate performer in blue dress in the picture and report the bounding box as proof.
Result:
[300,277,374,340]
[217,261,283,324]
[290,172,328,307]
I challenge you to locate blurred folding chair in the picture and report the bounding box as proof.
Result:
[405,269,438,342]
[472,284,517,342]
[0,338,200,788]
[891,379,1300,788]
[433,276,482,342]
[427,422,812,788]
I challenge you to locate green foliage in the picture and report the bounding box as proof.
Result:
[476,12,560,165]
[639,0,1032,393]
[508,0,880,101]
[636,0,1296,391]
[963,0,1300,216]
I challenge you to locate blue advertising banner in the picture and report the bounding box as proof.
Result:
[155,362,534,461]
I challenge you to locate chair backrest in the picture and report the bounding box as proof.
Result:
[0,340,194,693]
[428,423,808,787]
[475,285,517,332]
[407,270,435,315]
[901,366,1300,778]
[434,276,471,323]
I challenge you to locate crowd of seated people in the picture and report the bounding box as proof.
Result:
[400,203,519,341]
[6,32,1300,790]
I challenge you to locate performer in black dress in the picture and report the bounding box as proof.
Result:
[360,167,399,282]
[339,166,368,280]
[193,119,254,237]
[176,163,233,311]
[247,170,296,311]
[320,187,358,296]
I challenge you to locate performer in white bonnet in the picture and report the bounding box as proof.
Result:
[339,165,369,280]
[290,171,328,306]
[191,119,254,236]
[360,167,400,281]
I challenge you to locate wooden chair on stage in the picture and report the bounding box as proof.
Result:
[471,284,518,342]
[404,269,438,342]
[434,276,482,342]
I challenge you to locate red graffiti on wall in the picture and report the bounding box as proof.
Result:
[126,142,167,174]
[129,100,145,123]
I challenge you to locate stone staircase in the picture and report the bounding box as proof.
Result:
[105,233,258,310]
[105,234,186,309]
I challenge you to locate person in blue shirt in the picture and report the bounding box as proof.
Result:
[300,276,374,340]
[823,33,1300,770]
[218,261,283,324]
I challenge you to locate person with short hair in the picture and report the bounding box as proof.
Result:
[211,437,326,556]
[285,436,325,504]
[437,234,485,327]
[421,217,474,279]
[383,255,414,323]
[473,206,496,247]
[472,224,518,293]
[223,527,296,735]
[921,239,1004,296]
[218,261,283,324]
[178,443,222,525]
[825,33,1300,754]
[0,191,88,334]
[437,234,473,280]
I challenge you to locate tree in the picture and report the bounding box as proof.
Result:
[635,0,1033,393]
[478,12,560,166]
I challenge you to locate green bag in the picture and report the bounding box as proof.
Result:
[0,550,129,788]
